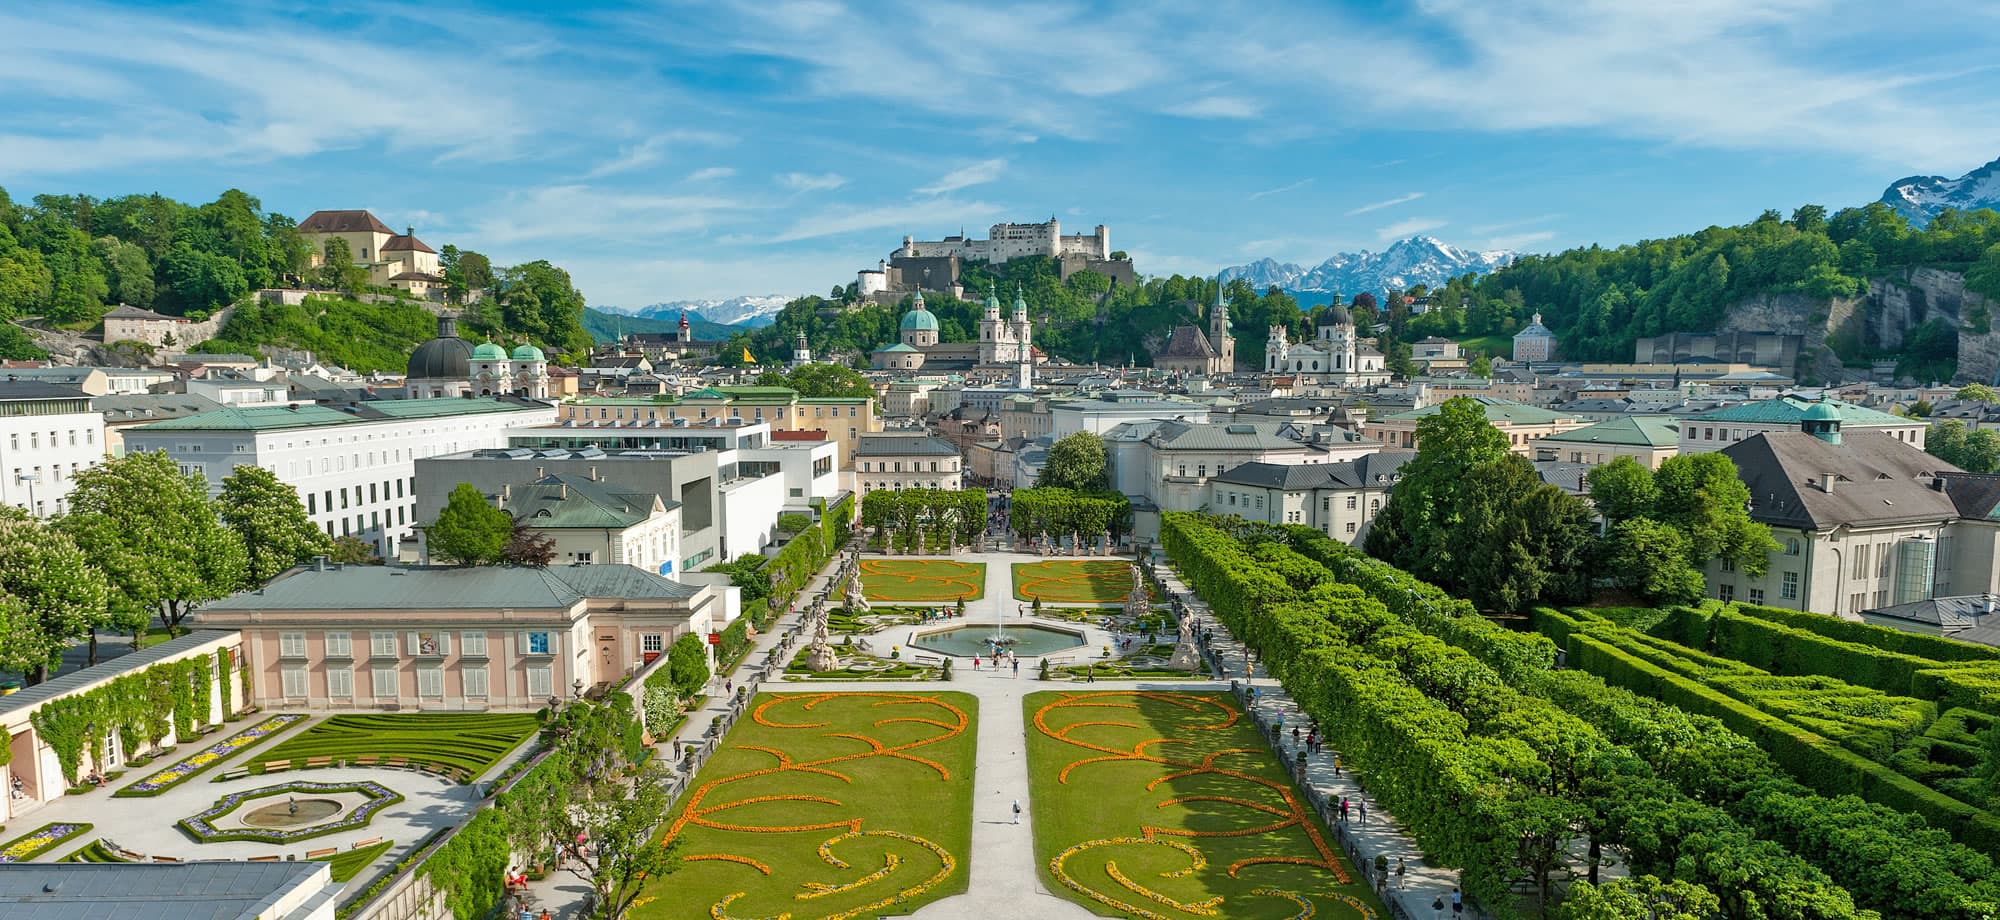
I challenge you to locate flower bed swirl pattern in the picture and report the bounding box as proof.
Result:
[179,779,402,844]
[0,822,91,862]
[1014,560,1142,604]
[116,713,307,797]
[1029,690,1380,919]
[646,692,976,920]
[856,559,985,602]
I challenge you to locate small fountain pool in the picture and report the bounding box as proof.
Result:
[912,624,1086,657]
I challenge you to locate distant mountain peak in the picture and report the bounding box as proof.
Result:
[594,295,796,328]
[1880,155,2000,224]
[1221,236,1516,298]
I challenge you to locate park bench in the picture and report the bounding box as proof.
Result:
[262,760,291,773]
[305,847,338,859]
[305,756,333,769]
[424,763,449,777]
[152,856,180,863]
[218,769,251,781]
[350,837,383,849]
[248,855,280,862]
[353,755,379,766]
[448,767,472,783]
[384,756,409,768]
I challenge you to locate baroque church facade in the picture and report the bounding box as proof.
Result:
[404,315,551,400]
[1265,300,1391,387]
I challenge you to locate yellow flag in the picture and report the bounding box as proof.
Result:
[742,347,757,364]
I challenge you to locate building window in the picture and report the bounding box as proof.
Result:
[642,634,664,653]
[325,631,351,658]
[462,632,487,657]
[371,630,398,658]
[1748,588,1765,605]
[1719,584,1735,602]
[279,632,306,659]
[1849,592,1867,614]
[327,668,353,698]
[526,631,552,655]
[281,667,308,699]
[1781,571,1799,600]
[463,667,489,698]
[575,551,594,564]
[1346,496,1358,510]
[527,666,553,699]
[1785,538,1801,556]
[1851,544,1870,579]
[372,667,398,698]
[418,667,444,698]
[1720,558,1735,573]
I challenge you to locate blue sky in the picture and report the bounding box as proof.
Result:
[4,0,1999,307]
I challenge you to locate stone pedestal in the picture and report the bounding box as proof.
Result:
[1169,642,1202,671]
[806,643,840,672]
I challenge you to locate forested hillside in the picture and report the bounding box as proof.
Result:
[723,254,1305,370]
[1407,203,2000,369]
[0,186,592,365]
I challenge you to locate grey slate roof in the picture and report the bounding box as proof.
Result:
[0,861,327,920]
[0,381,91,401]
[854,433,960,457]
[0,631,235,719]
[1157,325,1217,358]
[1144,420,1304,452]
[95,393,227,423]
[199,563,695,614]
[1722,431,1963,530]
[1865,595,1999,631]
[1939,472,2000,521]
[1210,451,1416,492]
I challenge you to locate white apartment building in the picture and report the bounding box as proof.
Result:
[853,433,963,495]
[0,382,107,516]
[1049,390,1211,437]
[122,398,555,555]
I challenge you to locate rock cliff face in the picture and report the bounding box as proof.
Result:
[1716,268,2000,385]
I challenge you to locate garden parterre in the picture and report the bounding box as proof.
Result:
[250,713,539,780]
[645,691,977,920]
[1027,690,1378,920]
[858,559,986,603]
[117,713,308,796]
[1013,560,1137,604]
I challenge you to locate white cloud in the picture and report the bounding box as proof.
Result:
[917,159,1006,196]
[779,172,848,192]
[580,137,668,179]
[470,185,755,246]
[1376,217,1448,241]
[772,198,1003,243]
[1166,96,1261,119]
[1344,192,1424,216]
[687,166,736,181]
[1249,178,1313,201]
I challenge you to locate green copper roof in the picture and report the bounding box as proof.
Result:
[1692,395,1905,426]
[511,343,546,361]
[878,342,919,353]
[713,386,799,398]
[1385,395,1578,425]
[899,308,939,332]
[131,399,545,431]
[472,341,508,360]
[1537,415,1680,448]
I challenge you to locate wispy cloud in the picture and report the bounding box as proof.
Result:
[1377,217,1448,241]
[1166,96,1261,119]
[918,159,1007,196]
[686,166,736,181]
[772,199,1003,244]
[1487,230,1558,250]
[1345,192,1425,216]
[471,185,753,246]
[580,137,668,179]
[1469,214,1561,235]
[778,172,848,192]
[1249,178,1313,201]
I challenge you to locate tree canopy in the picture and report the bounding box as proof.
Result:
[1037,432,1110,491]
[0,517,111,683]
[217,465,333,584]
[755,362,875,398]
[426,483,513,565]
[58,451,246,637]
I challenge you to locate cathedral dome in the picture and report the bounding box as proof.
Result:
[472,341,508,360]
[511,343,547,361]
[406,316,472,379]
[900,306,940,332]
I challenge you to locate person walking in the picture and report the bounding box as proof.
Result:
[1396,857,1407,889]
[973,656,981,672]
[1358,800,1368,825]
[1432,896,1445,920]
[1451,887,1464,916]
[1012,799,1022,824]
[1291,726,1301,745]
[1087,664,1096,683]
[1013,657,1020,677]
[1339,797,1350,822]
[1333,753,1342,776]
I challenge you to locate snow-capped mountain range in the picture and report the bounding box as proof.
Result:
[1220,236,1516,299]
[595,295,795,328]
[1880,155,2000,225]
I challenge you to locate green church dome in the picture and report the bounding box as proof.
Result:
[471,341,508,360]
[1802,400,1841,422]
[900,299,939,332]
[511,343,546,361]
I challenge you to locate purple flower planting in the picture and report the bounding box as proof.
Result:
[121,714,307,796]
[179,780,402,845]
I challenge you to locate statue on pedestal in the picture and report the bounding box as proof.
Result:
[806,609,839,672]
[1125,564,1150,619]
[844,571,870,614]
[1168,612,1201,671]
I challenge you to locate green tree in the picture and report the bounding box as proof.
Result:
[93,236,154,308]
[756,362,875,398]
[1906,400,1934,418]
[1469,354,1493,377]
[313,238,368,294]
[1602,518,1706,606]
[1037,432,1109,491]
[1957,384,1999,404]
[0,517,111,683]
[217,465,334,584]
[0,225,52,319]
[439,245,494,304]
[1585,456,1659,524]
[328,534,383,565]
[1557,876,1723,920]
[1652,453,1779,574]
[154,242,249,314]
[426,483,513,565]
[58,451,246,639]
[666,634,709,698]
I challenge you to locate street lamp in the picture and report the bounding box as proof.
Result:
[15,470,38,517]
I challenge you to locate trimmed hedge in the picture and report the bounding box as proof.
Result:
[254,713,538,780]
[1734,603,2000,664]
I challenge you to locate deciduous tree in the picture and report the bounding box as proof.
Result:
[1585,456,1659,524]
[217,465,333,584]
[58,451,244,640]
[1037,431,1109,491]
[426,483,512,565]
[0,517,111,682]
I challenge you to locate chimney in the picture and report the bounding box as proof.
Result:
[559,483,569,499]
[535,466,544,478]
[589,465,600,482]
[313,555,328,572]
[1821,472,1836,494]
[501,483,511,502]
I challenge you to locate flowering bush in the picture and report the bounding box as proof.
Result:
[0,822,91,863]
[116,713,306,797]
[178,779,401,844]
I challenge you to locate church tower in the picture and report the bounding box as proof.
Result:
[791,332,812,368]
[1209,278,1235,373]
[1010,284,1033,364]
[978,284,1005,364]
[1265,325,1291,373]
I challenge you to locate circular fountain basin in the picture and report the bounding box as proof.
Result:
[912,624,1086,657]
[243,798,342,827]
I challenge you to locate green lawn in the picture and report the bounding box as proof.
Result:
[644,692,977,920]
[315,838,395,883]
[859,559,986,602]
[58,840,131,863]
[253,713,540,780]
[1026,690,1381,920]
[1454,334,1511,359]
[1013,560,1136,604]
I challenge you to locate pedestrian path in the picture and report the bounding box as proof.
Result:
[1153,564,1478,920]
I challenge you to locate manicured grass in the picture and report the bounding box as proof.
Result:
[253,713,540,781]
[644,692,977,920]
[781,647,940,681]
[1026,690,1382,920]
[315,839,396,883]
[60,840,133,863]
[859,559,986,602]
[1454,333,1511,359]
[1014,560,1137,604]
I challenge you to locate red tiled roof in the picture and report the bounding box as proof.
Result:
[298,210,395,235]
[383,233,437,254]
[772,429,830,441]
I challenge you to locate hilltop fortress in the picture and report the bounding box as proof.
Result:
[857,218,1135,300]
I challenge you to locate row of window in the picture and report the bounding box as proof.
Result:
[276,629,548,659]
[6,429,94,451]
[279,663,534,700]
[576,404,864,422]
[860,460,956,473]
